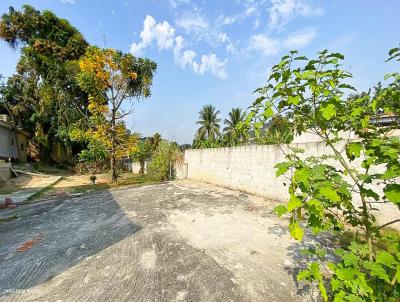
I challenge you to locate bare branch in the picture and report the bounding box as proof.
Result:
[377,219,400,231]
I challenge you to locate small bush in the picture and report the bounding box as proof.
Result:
[73,161,110,174]
[147,140,180,181]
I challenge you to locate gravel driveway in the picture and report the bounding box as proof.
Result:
[0,180,319,302]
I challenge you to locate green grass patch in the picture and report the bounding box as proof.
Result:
[70,174,158,194]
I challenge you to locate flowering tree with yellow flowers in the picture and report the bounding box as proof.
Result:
[75,46,157,182]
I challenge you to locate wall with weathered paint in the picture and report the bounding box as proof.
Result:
[0,124,28,162]
[180,141,400,229]
[0,162,11,181]
[130,161,148,174]
[0,126,13,159]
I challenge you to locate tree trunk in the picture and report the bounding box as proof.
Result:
[110,109,117,183]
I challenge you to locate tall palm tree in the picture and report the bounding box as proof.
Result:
[196,105,221,141]
[223,107,247,144]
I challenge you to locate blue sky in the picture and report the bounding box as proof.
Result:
[0,0,399,144]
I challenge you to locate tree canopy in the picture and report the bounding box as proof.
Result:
[74,46,157,181]
[196,104,221,140]
[0,5,89,160]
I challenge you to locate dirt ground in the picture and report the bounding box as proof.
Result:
[0,174,57,195]
[0,174,62,204]
[0,180,325,301]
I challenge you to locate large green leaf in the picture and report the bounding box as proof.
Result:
[311,165,326,180]
[376,251,396,269]
[320,103,337,120]
[363,261,390,282]
[333,291,346,302]
[384,184,400,204]
[273,205,288,217]
[307,199,323,217]
[287,195,303,211]
[319,187,340,202]
[335,267,358,280]
[289,221,304,240]
[360,188,379,201]
[342,252,358,267]
[346,295,363,302]
[347,142,362,159]
[297,269,311,281]
[288,95,300,105]
[294,168,311,186]
[263,106,274,119]
[275,162,291,177]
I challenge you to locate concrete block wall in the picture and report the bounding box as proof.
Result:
[130,161,148,174]
[181,141,400,229]
[174,160,187,180]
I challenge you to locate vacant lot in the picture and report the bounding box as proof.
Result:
[0,180,322,302]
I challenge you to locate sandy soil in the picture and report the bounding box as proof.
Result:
[53,174,111,190]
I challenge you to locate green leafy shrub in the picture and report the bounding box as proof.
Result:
[147,140,180,181]
[246,46,400,301]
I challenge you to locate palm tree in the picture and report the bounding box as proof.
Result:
[196,105,221,141]
[223,107,247,145]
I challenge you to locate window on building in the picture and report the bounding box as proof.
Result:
[21,143,24,151]
[11,138,14,146]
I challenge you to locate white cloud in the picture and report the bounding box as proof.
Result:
[61,0,75,4]
[226,43,236,54]
[249,28,317,56]
[169,0,190,8]
[176,13,209,34]
[283,28,317,48]
[176,12,230,46]
[192,54,227,79]
[217,4,258,27]
[173,36,196,69]
[130,15,175,56]
[130,15,227,79]
[268,0,323,29]
[111,10,116,17]
[249,34,280,56]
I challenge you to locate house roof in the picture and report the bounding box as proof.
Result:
[0,120,29,136]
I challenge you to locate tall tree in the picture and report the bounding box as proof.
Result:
[150,132,162,151]
[132,138,152,175]
[195,105,221,141]
[76,46,157,182]
[0,5,89,160]
[223,107,247,145]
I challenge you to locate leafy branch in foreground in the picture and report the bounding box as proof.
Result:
[246,47,400,301]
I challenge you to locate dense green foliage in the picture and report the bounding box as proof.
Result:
[194,105,221,142]
[74,46,156,182]
[0,5,89,160]
[192,105,293,148]
[132,138,153,175]
[147,140,180,181]
[222,108,247,146]
[246,47,400,301]
[0,5,157,172]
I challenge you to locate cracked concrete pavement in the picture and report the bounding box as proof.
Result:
[0,180,320,302]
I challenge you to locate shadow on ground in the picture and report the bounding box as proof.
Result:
[0,190,141,294]
[267,222,337,302]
